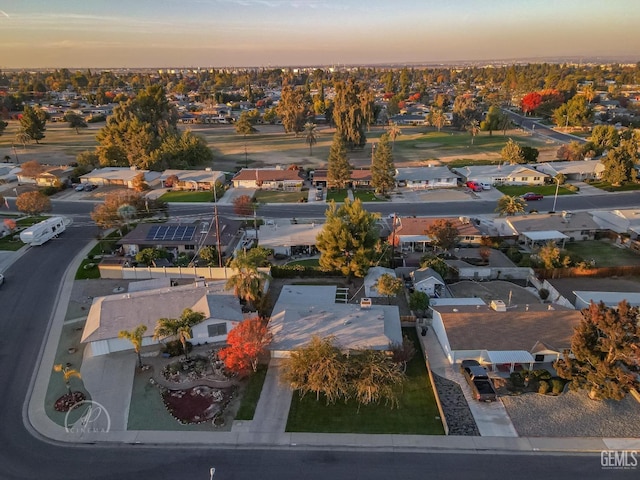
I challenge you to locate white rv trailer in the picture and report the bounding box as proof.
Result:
[19,216,66,246]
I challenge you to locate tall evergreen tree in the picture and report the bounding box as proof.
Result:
[326,133,352,189]
[19,105,47,143]
[276,86,309,135]
[371,133,395,195]
[316,198,379,278]
[333,79,367,149]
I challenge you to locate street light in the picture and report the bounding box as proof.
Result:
[552,176,560,213]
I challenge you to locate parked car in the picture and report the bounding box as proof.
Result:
[480,182,492,190]
[75,184,85,192]
[460,359,498,402]
[465,181,482,192]
[522,192,543,201]
[84,184,97,191]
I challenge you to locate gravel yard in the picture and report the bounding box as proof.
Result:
[502,390,640,437]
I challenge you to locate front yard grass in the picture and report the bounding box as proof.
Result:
[285,258,320,267]
[253,190,306,203]
[588,181,640,192]
[285,328,445,435]
[159,190,213,202]
[496,185,576,196]
[563,240,640,267]
[234,364,269,420]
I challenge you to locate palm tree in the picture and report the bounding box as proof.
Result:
[53,364,82,394]
[495,195,526,216]
[225,250,271,312]
[467,119,480,145]
[386,123,401,150]
[303,122,317,155]
[153,308,205,358]
[118,325,148,368]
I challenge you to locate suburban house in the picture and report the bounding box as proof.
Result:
[17,166,72,186]
[395,166,459,189]
[363,266,397,298]
[534,160,604,181]
[312,168,372,188]
[389,216,484,252]
[79,167,161,188]
[430,301,582,371]
[388,113,426,125]
[453,164,549,186]
[117,219,243,259]
[232,167,304,190]
[494,211,602,247]
[257,219,323,257]
[268,285,402,358]
[81,282,245,357]
[591,209,640,239]
[159,169,225,190]
[572,291,640,310]
[410,267,445,297]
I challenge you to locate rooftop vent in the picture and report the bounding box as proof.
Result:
[490,300,507,312]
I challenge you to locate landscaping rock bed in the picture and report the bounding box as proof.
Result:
[54,391,86,412]
[431,373,480,436]
[162,386,234,424]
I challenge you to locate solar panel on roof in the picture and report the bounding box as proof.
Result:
[145,225,161,241]
[145,224,196,242]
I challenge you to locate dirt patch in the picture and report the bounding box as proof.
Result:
[448,280,541,306]
[162,386,234,424]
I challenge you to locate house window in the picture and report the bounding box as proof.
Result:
[184,244,195,250]
[521,177,528,181]
[535,354,545,362]
[207,323,227,337]
[580,230,591,235]
[534,176,540,181]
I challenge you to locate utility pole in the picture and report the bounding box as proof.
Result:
[213,181,223,267]
[390,213,397,269]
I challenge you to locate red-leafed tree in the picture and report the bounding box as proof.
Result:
[233,194,255,217]
[521,92,542,115]
[218,318,272,375]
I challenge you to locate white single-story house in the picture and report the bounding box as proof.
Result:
[535,160,604,181]
[494,211,602,243]
[81,282,246,357]
[257,220,323,257]
[430,302,582,371]
[411,267,445,297]
[363,266,397,298]
[453,164,549,186]
[159,169,225,190]
[395,166,459,189]
[268,285,403,358]
[79,167,161,188]
[232,167,303,190]
[572,291,640,310]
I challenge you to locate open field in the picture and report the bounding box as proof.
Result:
[1,119,559,172]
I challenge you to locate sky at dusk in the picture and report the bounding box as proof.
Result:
[1,0,639,68]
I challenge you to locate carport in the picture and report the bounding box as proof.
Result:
[522,230,568,249]
[486,350,534,374]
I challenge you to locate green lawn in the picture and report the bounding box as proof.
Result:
[235,364,269,420]
[325,189,349,202]
[563,241,640,267]
[159,190,213,202]
[0,233,25,251]
[253,190,306,203]
[353,190,385,202]
[496,185,577,196]
[588,181,640,192]
[75,258,101,279]
[285,329,444,435]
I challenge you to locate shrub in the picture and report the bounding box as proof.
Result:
[506,247,522,263]
[41,186,60,196]
[550,378,565,395]
[565,184,579,192]
[161,340,193,357]
[532,369,552,380]
[538,288,549,300]
[510,371,525,388]
[538,380,550,394]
